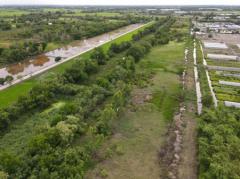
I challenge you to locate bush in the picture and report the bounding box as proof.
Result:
[126,44,145,62]
[5,75,13,83]
[0,78,5,85]
[63,61,88,83]
[90,47,107,65]
[198,107,240,179]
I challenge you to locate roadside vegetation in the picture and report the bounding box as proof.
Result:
[0,21,152,109]
[0,8,149,66]
[0,17,181,178]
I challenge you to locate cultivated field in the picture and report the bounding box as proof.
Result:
[198,32,240,105]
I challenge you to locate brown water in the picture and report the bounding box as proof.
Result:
[0,24,142,81]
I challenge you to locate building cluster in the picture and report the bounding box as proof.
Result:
[195,22,240,34]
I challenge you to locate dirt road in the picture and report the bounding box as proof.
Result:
[178,46,198,179]
[158,47,198,179]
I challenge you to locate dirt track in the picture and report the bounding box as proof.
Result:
[178,46,198,179]
[158,47,198,179]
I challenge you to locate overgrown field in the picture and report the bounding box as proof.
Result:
[86,41,185,178]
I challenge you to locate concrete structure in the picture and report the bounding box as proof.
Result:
[193,41,203,115]
[207,66,240,72]
[203,42,228,49]
[219,80,240,87]
[225,101,240,108]
[195,22,240,34]
[223,73,240,78]
[207,54,239,61]
[200,44,218,107]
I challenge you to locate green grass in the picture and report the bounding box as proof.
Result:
[45,42,62,51]
[65,11,121,17]
[0,22,152,109]
[0,9,30,17]
[86,41,185,178]
[207,59,240,68]
[0,81,37,108]
[42,101,66,114]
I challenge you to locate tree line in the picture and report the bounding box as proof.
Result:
[0,11,147,65]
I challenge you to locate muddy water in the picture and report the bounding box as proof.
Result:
[0,24,142,81]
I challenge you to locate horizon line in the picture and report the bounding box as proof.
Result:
[0,4,240,6]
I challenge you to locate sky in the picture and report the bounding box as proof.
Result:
[0,0,240,6]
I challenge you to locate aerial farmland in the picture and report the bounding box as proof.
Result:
[194,16,240,107]
[0,4,240,179]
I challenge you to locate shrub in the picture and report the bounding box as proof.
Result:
[90,47,107,65]
[127,44,145,62]
[5,75,13,83]
[0,78,5,85]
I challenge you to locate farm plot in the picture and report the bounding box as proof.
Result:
[198,35,240,106]
[207,54,239,61]
[208,69,240,104]
[199,33,240,56]
[206,58,240,68]
[203,42,228,49]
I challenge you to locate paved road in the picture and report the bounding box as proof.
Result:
[0,23,148,91]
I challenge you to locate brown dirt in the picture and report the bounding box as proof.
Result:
[178,112,197,179]
[131,88,152,105]
[198,33,240,56]
[158,48,198,179]
[178,47,198,179]
[32,55,50,66]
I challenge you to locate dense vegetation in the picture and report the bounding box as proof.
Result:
[0,10,149,65]
[198,107,240,179]
[0,17,175,178]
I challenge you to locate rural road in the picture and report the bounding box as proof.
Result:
[0,23,148,91]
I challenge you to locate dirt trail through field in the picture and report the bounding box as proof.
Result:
[178,47,198,179]
[159,47,198,179]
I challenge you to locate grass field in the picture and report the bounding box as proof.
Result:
[0,9,30,17]
[0,23,152,109]
[86,41,185,178]
[64,11,122,17]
